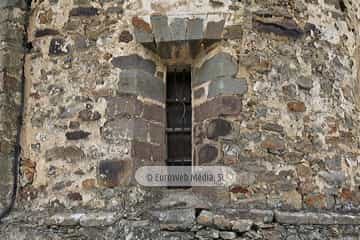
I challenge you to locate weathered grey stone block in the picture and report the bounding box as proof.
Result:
[133,118,148,141]
[0,0,19,8]
[0,9,11,23]
[208,78,248,98]
[151,15,172,42]
[101,118,149,143]
[118,69,164,103]
[206,118,232,140]
[196,228,220,239]
[112,54,156,75]
[149,208,195,230]
[193,52,238,86]
[274,210,360,225]
[148,122,164,144]
[198,144,218,164]
[214,208,274,224]
[101,119,134,143]
[219,231,237,240]
[170,18,186,41]
[132,140,165,162]
[0,155,12,203]
[69,7,99,16]
[79,212,118,227]
[45,146,85,162]
[296,76,313,90]
[133,27,154,44]
[318,170,346,186]
[186,18,203,40]
[106,96,142,119]
[204,20,225,39]
[47,213,84,226]
[231,219,253,233]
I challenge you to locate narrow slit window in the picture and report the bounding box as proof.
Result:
[166,67,192,167]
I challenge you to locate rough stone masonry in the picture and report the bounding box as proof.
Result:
[1,0,360,239]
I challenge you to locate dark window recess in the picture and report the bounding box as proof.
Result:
[166,68,192,166]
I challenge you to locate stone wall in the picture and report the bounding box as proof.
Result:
[0,0,27,210]
[20,0,360,212]
[1,0,360,238]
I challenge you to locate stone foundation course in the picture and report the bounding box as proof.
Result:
[2,208,360,239]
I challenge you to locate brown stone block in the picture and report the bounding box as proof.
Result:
[132,16,152,33]
[82,178,96,190]
[287,101,306,112]
[132,140,151,161]
[106,96,143,119]
[106,96,165,124]
[194,96,242,122]
[142,102,165,124]
[261,135,286,154]
[132,140,166,162]
[197,144,219,165]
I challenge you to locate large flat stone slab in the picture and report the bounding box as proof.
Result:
[194,96,242,122]
[170,18,186,41]
[118,69,164,103]
[112,54,156,75]
[208,77,248,98]
[151,15,172,42]
[149,208,195,230]
[204,20,225,39]
[274,210,360,225]
[193,52,238,86]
